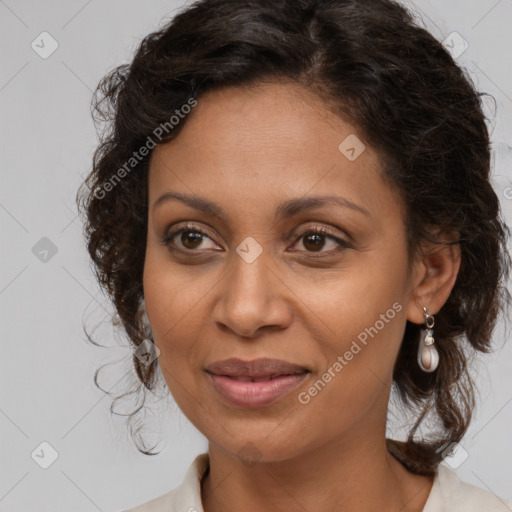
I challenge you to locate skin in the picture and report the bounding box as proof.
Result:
[143,81,461,512]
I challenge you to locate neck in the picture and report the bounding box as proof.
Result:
[201,430,434,512]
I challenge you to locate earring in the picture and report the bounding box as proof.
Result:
[417,306,439,372]
[140,298,154,341]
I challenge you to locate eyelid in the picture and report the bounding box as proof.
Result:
[291,223,345,242]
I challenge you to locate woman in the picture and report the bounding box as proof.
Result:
[76,0,512,510]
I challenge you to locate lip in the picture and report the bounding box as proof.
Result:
[205,358,310,408]
[206,357,309,378]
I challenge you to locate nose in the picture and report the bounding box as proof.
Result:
[211,244,292,339]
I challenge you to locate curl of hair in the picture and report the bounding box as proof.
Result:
[76,0,511,474]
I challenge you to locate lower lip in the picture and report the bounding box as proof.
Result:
[207,372,309,408]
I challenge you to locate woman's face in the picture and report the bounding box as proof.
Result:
[143,81,423,462]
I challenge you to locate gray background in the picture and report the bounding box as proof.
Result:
[1,0,511,511]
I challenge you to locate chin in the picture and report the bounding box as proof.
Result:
[207,425,313,465]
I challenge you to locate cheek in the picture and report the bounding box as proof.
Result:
[291,283,406,448]
[143,253,197,369]
[142,269,207,422]
[142,249,229,412]
[293,250,407,348]
[142,244,214,337]
[288,257,408,423]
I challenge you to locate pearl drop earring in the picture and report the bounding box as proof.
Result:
[417,306,439,372]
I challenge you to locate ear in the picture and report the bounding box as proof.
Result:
[405,230,461,325]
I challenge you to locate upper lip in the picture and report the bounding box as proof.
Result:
[205,358,309,378]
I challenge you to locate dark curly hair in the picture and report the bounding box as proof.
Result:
[76,0,511,475]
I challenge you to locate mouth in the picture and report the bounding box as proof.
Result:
[205,357,310,378]
[220,375,302,382]
[205,358,310,408]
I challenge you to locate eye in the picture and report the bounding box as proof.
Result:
[290,225,351,256]
[160,223,351,256]
[160,223,220,252]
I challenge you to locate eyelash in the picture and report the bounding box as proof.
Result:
[160,222,351,258]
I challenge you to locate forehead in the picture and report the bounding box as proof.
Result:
[148,81,401,225]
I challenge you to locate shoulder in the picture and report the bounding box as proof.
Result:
[123,453,209,512]
[427,463,512,512]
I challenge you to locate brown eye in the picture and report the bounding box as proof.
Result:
[302,232,327,252]
[179,230,204,250]
[161,224,220,253]
[292,225,351,256]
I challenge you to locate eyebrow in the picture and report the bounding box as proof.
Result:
[152,192,371,220]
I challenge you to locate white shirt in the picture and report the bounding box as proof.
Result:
[124,452,512,511]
